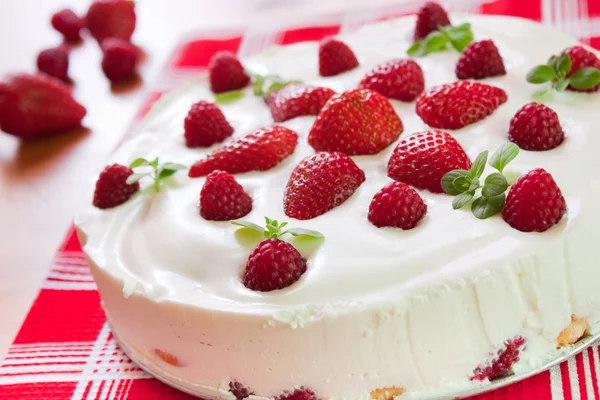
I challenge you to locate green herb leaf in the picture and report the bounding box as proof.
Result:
[407,31,449,57]
[215,90,245,104]
[284,228,324,239]
[252,75,265,96]
[452,191,475,210]
[130,158,148,168]
[470,150,488,179]
[126,173,149,185]
[149,158,159,168]
[471,194,505,219]
[158,169,178,179]
[468,177,480,192]
[489,143,519,173]
[161,163,187,171]
[556,52,572,79]
[482,172,508,197]
[554,79,570,91]
[441,169,470,195]
[453,175,471,192]
[441,23,474,52]
[569,67,600,90]
[526,65,557,84]
[548,55,559,71]
[231,220,265,234]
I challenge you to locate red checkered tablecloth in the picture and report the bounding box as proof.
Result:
[2,1,600,399]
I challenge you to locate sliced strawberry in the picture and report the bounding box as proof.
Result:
[359,59,424,102]
[455,40,506,80]
[86,0,136,43]
[318,37,359,77]
[413,2,451,41]
[264,84,335,122]
[208,51,251,94]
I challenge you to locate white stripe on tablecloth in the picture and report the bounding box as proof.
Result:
[583,350,595,400]
[47,271,95,282]
[6,350,93,358]
[43,280,97,291]
[54,254,89,265]
[551,364,565,400]
[9,342,94,350]
[569,356,582,400]
[71,323,112,400]
[0,364,86,374]
[593,348,600,400]
[2,356,89,365]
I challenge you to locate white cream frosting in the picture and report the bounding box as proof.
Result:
[75,14,600,399]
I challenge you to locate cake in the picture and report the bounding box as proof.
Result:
[75,7,600,400]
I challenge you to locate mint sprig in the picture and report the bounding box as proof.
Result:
[231,217,323,240]
[526,51,600,91]
[214,74,302,105]
[126,157,187,192]
[407,23,474,57]
[441,143,520,219]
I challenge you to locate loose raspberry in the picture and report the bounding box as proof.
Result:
[318,37,359,77]
[37,46,70,81]
[413,2,451,41]
[264,84,335,122]
[368,182,427,229]
[277,387,318,400]
[229,381,253,400]
[184,101,233,147]
[208,52,250,94]
[86,0,136,43]
[199,170,252,221]
[508,102,564,151]
[243,238,307,292]
[455,40,506,80]
[284,152,365,220]
[502,168,566,232]
[471,337,525,381]
[564,46,600,92]
[93,164,139,209]
[51,9,83,42]
[101,38,137,83]
[359,59,424,102]
[388,130,471,193]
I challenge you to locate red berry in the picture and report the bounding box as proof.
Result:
[229,381,253,400]
[502,169,566,233]
[0,73,86,139]
[93,164,139,209]
[413,2,451,41]
[184,101,233,147]
[243,239,307,292]
[359,59,424,102]
[101,38,137,82]
[264,84,335,122]
[455,40,506,80]
[51,9,83,42]
[318,37,359,77]
[508,102,564,151]
[368,182,427,229]
[199,170,252,221]
[416,81,507,130]
[308,89,403,155]
[277,388,318,400]
[208,52,250,94]
[564,46,600,92]
[189,126,298,177]
[471,337,525,381]
[284,152,365,220]
[387,130,471,193]
[86,0,136,43]
[37,46,69,81]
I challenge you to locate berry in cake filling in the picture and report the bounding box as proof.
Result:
[93,164,139,209]
[368,182,427,229]
[415,81,507,129]
[508,102,564,151]
[189,125,298,177]
[208,51,251,94]
[154,348,180,366]
[388,130,471,193]
[85,0,136,43]
[369,386,405,400]
[556,316,589,348]
[264,84,336,122]
[229,380,254,399]
[359,59,425,102]
[51,8,83,42]
[276,387,318,400]
[318,37,359,77]
[37,45,70,82]
[284,152,366,220]
[308,89,403,155]
[184,101,234,148]
[455,40,506,80]
[126,157,187,192]
[200,170,252,221]
[408,23,474,58]
[413,1,451,41]
[471,336,526,381]
[101,38,138,83]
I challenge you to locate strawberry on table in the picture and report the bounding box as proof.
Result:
[413,1,451,42]
[368,182,427,229]
[93,164,139,209]
[508,102,564,151]
[184,101,233,148]
[200,170,252,221]
[51,9,83,42]
[264,84,335,122]
[455,40,506,80]
[318,37,359,77]
[37,46,70,81]
[359,59,424,102]
[101,38,138,83]
[209,51,251,94]
[86,0,136,43]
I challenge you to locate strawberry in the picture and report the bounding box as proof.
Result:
[51,9,83,42]
[318,37,359,77]
[455,40,506,80]
[503,169,566,232]
[564,45,600,92]
[37,46,69,81]
[277,388,318,400]
[508,102,564,151]
[264,84,335,122]
[284,152,365,220]
[208,51,251,94]
[308,89,403,155]
[101,38,137,82]
[472,337,525,381]
[229,381,253,400]
[189,126,298,177]
[199,170,252,221]
[184,101,233,147]
[0,74,86,139]
[368,182,427,229]
[388,130,471,193]
[413,2,451,41]
[93,164,139,209]
[359,59,424,102]
[86,0,136,43]
[416,81,507,130]
[243,238,306,292]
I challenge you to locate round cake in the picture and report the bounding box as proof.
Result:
[75,9,600,400]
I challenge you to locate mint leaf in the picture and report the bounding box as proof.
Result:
[526,65,556,84]
[252,75,265,96]
[161,163,187,171]
[215,90,245,104]
[284,228,324,239]
[471,194,505,219]
[441,23,474,52]
[453,175,471,192]
[126,173,148,185]
[548,55,559,71]
[149,158,159,168]
[556,52,572,79]
[130,158,148,168]
[489,143,519,173]
[482,173,508,197]
[407,40,429,57]
[569,67,600,90]
[158,169,178,179]
[468,177,480,192]
[554,79,570,91]
[407,31,448,57]
[441,169,470,195]
[231,220,265,234]
[470,150,488,179]
[452,191,474,210]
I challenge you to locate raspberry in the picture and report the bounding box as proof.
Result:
[200,170,252,221]
[413,2,451,41]
[359,59,424,102]
[277,387,317,400]
[368,182,427,229]
[471,337,525,381]
[51,9,83,42]
[93,164,139,209]
[318,37,359,77]
[101,38,138,83]
[184,101,233,148]
[508,102,564,151]
[564,46,600,92]
[208,52,250,94]
[86,0,136,43]
[37,46,69,81]
[229,381,253,399]
[455,40,506,80]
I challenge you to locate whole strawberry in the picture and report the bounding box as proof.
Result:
[455,40,506,80]
[277,388,318,400]
[413,2,451,41]
[503,168,566,232]
[368,182,427,229]
[308,89,403,155]
[564,46,600,92]
[86,0,136,43]
[101,38,137,82]
[472,337,525,381]
[416,81,507,129]
[388,130,471,193]
[264,84,335,122]
[209,51,250,94]
[359,59,424,102]
[51,9,83,42]
[0,74,86,139]
[93,164,139,209]
[37,46,69,81]
[200,170,252,221]
[284,152,365,220]
[508,102,564,151]
[184,101,233,147]
[318,37,359,77]
[189,126,298,177]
